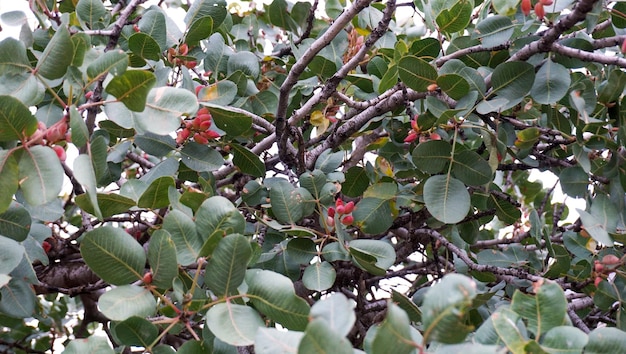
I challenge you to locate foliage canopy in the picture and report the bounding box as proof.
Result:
[1,0,626,352]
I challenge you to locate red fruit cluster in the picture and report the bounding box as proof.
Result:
[167,43,197,69]
[327,198,355,227]
[521,0,551,19]
[593,254,623,287]
[176,107,221,145]
[404,115,420,143]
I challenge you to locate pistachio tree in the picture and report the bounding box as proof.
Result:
[2,0,626,352]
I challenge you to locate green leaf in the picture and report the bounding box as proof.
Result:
[0,202,31,242]
[76,0,106,27]
[342,166,370,198]
[452,150,493,186]
[489,62,535,109]
[184,0,227,28]
[74,154,103,220]
[162,209,202,266]
[612,3,626,28]
[147,230,178,289]
[134,133,176,157]
[298,318,354,354]
[228,52,260,78]
[105,86,198,135]
[422,274,477,343]
[99,285,156,321]
[75,193,136,219]
[205,234,252,297]
[0,95,37,141]
[424,175,470,224]
[185,16,214,45]
[197,81,237,105]
[511,282,567,338]
[437,74,470,100]
[106,70,156,112]
[0,236,25,274]
[530,60,571,105]
[69,105,89,148]
[128,33,162,61]
[577,209,613,246]
[229,144,265,178]
[0,38,31,75]
[559,166,588,198]
[180,143,225,172]
[398,56,438,92]
[585,327,626,354]
[302,261,336,292]
[412,140,452,174]
[255,328,303,354]
[315,149,344,173]
[269,179,307,225]
[138,176,175,209]
[472,15,515,47]
[80,226,146,285]
[309,293,356,338]
[348,239,396,275]
[410,37,442,61]
[491,307,527,353]
[138,10,167,51]
[206,303,264,346]
[0,278,36,318]
[541,326,588,353]
[86,50,128,80]
[391,290,422,323]
[0,152,18,214]
[246,269,310,330]
[36,26,73,79]
[64,336,114,354]
[436,0,472,34]
[17,146,63,206]
[195,196,246,241]
[268,0,299,32]
[114,317,159,347]
[352,197,393,235]
[203,104,252,136]
[371,302,416,354]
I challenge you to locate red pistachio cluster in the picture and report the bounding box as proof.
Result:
[327,198,355,227]
[167,43,197,69]
[404,115,442,144]
[593,254,623,287]
[176,107,220,145]
[521,0,552,19]
[29,120,69,162]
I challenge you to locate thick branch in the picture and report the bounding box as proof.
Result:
[276,0,374,166]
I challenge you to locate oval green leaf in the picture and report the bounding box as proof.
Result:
[424,175,470,224]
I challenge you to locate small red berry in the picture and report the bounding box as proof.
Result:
[326,215,335,228]
[199,120,212,130]
[540,0,553,5]
[202,130,221,139]
[178,43,189,56]
[85,91,93,100]
[335,199,343,208]
[594,276,603,287]
[142,272,153,284]
[534,2,545,19]
[52,145,66,162]
[602,254,621,265]
[344,201,355,214]
[184,61,197,69]
[336,205,345,215]
[42,241,52,253]
[193,133,209,145]
[404,131,418,143]
[195,86,204,96]
[328,207,336,218]
[133,24,140,33]
[198,107,210,115]
[521,0,532,15]
[341,215,354,225]
[429,132,442,141]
